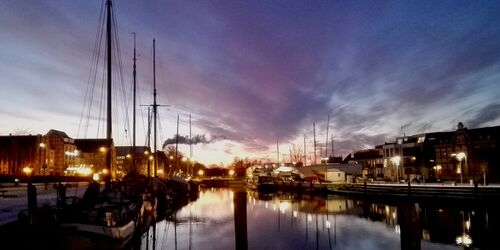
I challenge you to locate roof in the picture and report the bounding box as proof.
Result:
[47,129,70,139]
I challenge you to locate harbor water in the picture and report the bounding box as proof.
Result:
[137,188,499,250]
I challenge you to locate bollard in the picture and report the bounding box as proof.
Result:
[407,182,411,197]
[28,183,37,224]
[474,181,478,199]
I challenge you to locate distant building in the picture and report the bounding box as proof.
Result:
[350,146,383,179]
[0,134,44,175]
[45,129,76,176]
[434,123,500,183]
[115,146,151,178]
[74,138,115,177]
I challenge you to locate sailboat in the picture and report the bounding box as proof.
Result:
[57,0,141,242]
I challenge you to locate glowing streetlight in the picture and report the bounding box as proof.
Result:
[452,152,466,184]
[101,168,109,175]
[169,155,174,160]
[390,155,401,183]
[144,150,149,155]
[99,146,106,153]
[198,169,204,176]
[93,173,100,182]
[23,166,33,175]
[182,157,187,162]
[229,169,235,177]
[126,153,132,159]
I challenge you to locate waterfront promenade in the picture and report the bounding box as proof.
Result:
[0,182,87,225]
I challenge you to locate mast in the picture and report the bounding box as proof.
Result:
[153,39,158,177]
[303,134,306,166]
[147,107,151,177]
[325,115,330,158]
[175,114,179,174]
[105,0,112,189]
[132,32,137,173]
[276,140,279,166]
[313,123,316,165]
[189,114,192,176]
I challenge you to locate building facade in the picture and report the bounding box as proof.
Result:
[434,123,500,183]
[0,134,44,175]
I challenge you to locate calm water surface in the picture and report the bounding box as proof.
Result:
[138,188,500,250]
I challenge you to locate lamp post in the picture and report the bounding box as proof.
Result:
[23,166,36,218]
[453,152,466,184]
[39,142,46,175]
[391,156,401,183]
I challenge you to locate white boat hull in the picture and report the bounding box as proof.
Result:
[61,219,135,240]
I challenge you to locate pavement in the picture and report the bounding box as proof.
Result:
[0,182,88,225]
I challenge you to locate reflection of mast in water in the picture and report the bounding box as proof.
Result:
[174,212,178,250]
[316,214,319,250]
[189,201,193,250]
[305,213,309,241]
[152,223,156,250]
[326,199,332,250]
[278,203,281,232]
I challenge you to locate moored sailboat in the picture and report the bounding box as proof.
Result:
[57,0,141,242]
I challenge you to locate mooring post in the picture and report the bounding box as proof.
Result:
[474,181,478,200]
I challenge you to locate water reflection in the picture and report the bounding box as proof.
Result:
[138,189,499,250]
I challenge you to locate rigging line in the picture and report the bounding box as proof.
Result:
[78,0,105,138]
[84,11,104,137]
[112,9,132,146]
[137,78,148,146]
[97,65,106,138]
[158,113,165,151]
[84,3,106,138]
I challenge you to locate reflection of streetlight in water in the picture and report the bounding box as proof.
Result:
[456,234,472,247]
[456,211,472,247]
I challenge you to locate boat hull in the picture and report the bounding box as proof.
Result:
[61,219,135,241]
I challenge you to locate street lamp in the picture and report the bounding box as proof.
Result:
[198,169,204,177]
[39,142,46,175]
[391,156,401,183]
[23,166,36,216]
[452,152,466,184]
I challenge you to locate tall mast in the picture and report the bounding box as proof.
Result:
[105,0,112,189]
[303,134,306,166]
[153,39,157,177]
[147,107,151,177]
[175,114,179,174]
[189,114,192,176]
[276,140,279,166]
[132,32,137,173]
[325,115,330,158]
[313,123,316,165]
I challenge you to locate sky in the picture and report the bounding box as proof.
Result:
[1,0,500,166]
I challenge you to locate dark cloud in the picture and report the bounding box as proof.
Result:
[162,134,225,148]
[466,103,500,129]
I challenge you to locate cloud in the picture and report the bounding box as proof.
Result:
[162,134,225,148]
[466,103,500,128]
